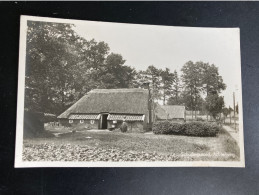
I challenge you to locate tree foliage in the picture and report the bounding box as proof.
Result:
[222,107,230,117]
[200,62,226,96]
[137,65,162,101]
[181,61,203,115]
[98,53,136,88]
[161,68,175,105]
[25,21,227,118]
[25,21,85,114]
[205,94,224,119]
[25,21,136,114]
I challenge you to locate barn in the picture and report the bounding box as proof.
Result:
[58,88,151,132]
[155,105,185,122]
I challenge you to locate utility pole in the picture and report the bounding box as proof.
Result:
[233,92,236,130]
[229,105,232,124]
[148,83,152,130]
[144,82,152,130]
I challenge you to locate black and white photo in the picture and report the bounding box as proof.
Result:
[15,15,244,167]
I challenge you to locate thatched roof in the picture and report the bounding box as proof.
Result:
[58,88,149,118]
[160,105,185,119]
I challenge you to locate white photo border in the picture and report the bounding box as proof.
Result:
[15,15,245,168]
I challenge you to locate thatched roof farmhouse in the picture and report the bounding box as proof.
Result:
[58,88,150,132]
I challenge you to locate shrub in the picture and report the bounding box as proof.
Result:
[153,121,184,135]
[153,121,171,134]
[184,122,219,137]
[152,121,219,137]
[168,123,184,135]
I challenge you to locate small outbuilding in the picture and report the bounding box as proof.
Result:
[155,105,185,122]
[58,88,151,132]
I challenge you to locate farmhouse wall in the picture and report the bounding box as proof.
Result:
[59,119,99,129]
[59,118,71,127]
[107,120,146,133]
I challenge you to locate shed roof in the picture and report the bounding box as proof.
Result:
[58,88,149,118]
[154,104,168,120]
[160,105,185,119]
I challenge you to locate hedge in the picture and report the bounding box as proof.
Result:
[153,121,220,137]
[152,121,183,135]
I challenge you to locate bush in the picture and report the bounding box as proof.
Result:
[184,122,219,137]
[153,121,219,137]
[153,121,184,135]
[152,121,171,134]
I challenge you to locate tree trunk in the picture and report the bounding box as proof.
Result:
[194,95,197,120]
[175,88,178,104]
[163,90,166,105]
[40,86,48,113]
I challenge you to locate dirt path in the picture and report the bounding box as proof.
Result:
[223,125,239,146]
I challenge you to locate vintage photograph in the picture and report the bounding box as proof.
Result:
[15,15,244,167]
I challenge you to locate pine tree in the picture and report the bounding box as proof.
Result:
[161,68,175,105]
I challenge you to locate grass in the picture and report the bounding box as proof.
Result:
[23,126,240,161]
[220,128,240,158]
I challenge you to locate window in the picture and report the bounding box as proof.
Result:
[69,120,73,123]
[90,120,95,124]
[80,120,84,123]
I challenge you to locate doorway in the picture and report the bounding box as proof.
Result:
[100,114,108,129]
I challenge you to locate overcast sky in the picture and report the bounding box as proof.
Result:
[73,20,241,108]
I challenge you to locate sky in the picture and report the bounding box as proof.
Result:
[73,20,242,108]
